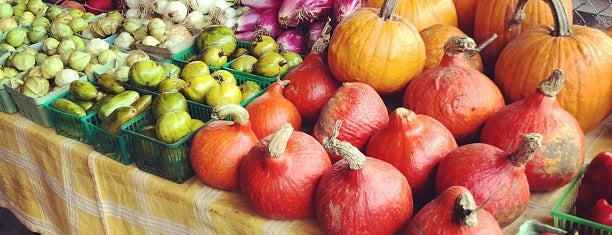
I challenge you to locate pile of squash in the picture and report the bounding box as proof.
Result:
[188,0,612,234]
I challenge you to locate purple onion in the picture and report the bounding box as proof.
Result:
[234,11,261,33]
[256,8,283,38]
[238,0,283,13]
[278,0,334,27]
[236,31,256,41]
[277,29,307,54]
[333,0,361,22]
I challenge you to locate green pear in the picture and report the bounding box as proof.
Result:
[198,45,227,67]
[157,78,187,93]
[182,74,219,103]
[249,35,278,58]
[156,111,192,144]
[190,119,205,132]
[253,52,289,77]
[230,55,258,73]
[211,70,237,85]
[239,81,262,102]
[180,61,210,82]
[205,83,242,107]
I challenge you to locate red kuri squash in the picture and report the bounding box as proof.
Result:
[245,81,302,139]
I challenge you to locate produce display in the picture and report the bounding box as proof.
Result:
[1,0,611,234]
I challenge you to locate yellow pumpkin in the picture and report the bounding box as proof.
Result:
[328,0,426,94]
[494,0,612,132]
[364,0,458,31]
[473,0,573,76]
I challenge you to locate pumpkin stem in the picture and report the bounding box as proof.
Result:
[466,34,498,59]
[538,68,565,97]
[378,0,398,21]
[510,0,572,37]
[322,121,367,170]
[211,104,250,124]
[509,133,542,167]
[268,123,294,158]
[454,192,478,227]
[394,107,416,122]
[444,35,478,57]
[311,17,333,56]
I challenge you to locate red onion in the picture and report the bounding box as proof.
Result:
[308,18,328,45]
[278,0,334,27]
[256,8,283,38]
[277,30,307,54]
[333,0,361,22]
[236,31,256,41]
[234,11,260,33]
[238,0,283,13]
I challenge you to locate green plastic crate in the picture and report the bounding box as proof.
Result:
[0,78,18,114]
[121,110,198,183]
[5,73,86,127]
[551,165,612,235]
[84,110,143,165]
[43,92,95,143]
[171,41,251,69]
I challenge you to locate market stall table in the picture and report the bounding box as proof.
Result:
[0,110,610,235]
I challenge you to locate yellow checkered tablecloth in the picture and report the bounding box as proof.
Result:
[0,110,610,235]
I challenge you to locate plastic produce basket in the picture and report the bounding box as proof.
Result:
[43,92,95,143]
[0,78,18,114]
[121,110,197,183]
[551,165,612,235]
[5,73,87,127]
[84,110,143,165]
[171,41,251,69]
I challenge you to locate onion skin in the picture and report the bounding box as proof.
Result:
[313,82,388,162]
[189,105,258,191]
[234,11,260,33]
[404,186,502,235]
[239,124,332,219]
[480,69,585,192]
[283,54,340,125]
[276,29,307,54]
[366,107,457,207]
[333,0,361,22]
[278,0,334,27]
[435,134,541,227]
[256,8,282,38]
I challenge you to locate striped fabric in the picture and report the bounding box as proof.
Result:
[0,110,611,235]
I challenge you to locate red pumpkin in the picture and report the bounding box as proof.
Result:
[61,0,86,12]
[436,133,542,226]
[366,107,457,206]
[313,82,389,162]
[245,81,302,139]
[404,186,503,235]
[239,124,332,219]
[480,69,585,192]
[283,53,341,125]
[316,121,413,234]
[84,0,113,14]
[190,104,258,191]
[403,35,505,144]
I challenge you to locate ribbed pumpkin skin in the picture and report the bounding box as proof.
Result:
[420,24,484,72]
[327,7,426,94]
[494,25,612,132]
[453,0,479,36]
[365,0,458,31]
[473,0,573,76]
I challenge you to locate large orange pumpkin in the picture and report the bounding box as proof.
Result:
[364,0,458,31]
[473,0,573,76]
[494,0,612,132]
[453,0,479,36]
[607,27,612,37]
[420,24,484,72]
[328,0,426,94]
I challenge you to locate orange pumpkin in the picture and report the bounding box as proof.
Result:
[364,0,458,31]
[328,0,426,94]
[453,0,479,36]
[420,24,484,72]
[607,28,612,37]
[473,0,573,76]
[494,0,612,132]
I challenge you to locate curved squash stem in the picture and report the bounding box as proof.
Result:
[455,182,509,227]
[466,34,498,59]
[509,133,543,167]
[322,121,367,170]
[444,35,478,57]
[378,0,399,20]
[211,104,249,124]
[268,123,294,159]
[311,17,333,56]
[509,0,573,37]
[538,68,565,97]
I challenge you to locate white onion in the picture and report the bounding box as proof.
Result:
[185,11,206,28]
[222,17,236,29]
[126,0,140,9]
[125,8,141,18]
[164,1,189,23]
[190,0,214,14]
[155,0,170,15]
